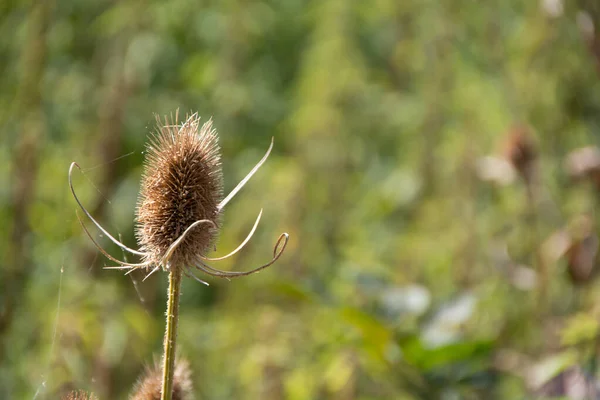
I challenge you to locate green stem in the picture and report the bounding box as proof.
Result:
[526,179,546,314]
[161,268,183,400]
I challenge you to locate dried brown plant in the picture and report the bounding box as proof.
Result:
[502,124,537,184]
[69,112,288,282]
[70,112,289,400]
[565,146,600,190]
[136,115,223,270]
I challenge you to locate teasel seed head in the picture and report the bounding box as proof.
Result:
[135,113,223,271]
[131,358,193,400]
[69,111,289,282]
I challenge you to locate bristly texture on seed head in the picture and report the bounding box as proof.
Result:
[135,113,223,270]
[130,358,193,400]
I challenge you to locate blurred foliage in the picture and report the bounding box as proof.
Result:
[4,0,600,399]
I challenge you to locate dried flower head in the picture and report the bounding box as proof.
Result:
[131,358,192,400]
[502,124,537,183]
[136,115,223,269]
[70,112,288,283]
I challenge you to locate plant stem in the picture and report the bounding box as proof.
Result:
[161,268,183,400]
[526,179,546,314]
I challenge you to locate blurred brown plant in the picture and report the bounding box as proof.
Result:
[533,365,596,399]
[502,124,537,184]
[577,10,600,76]
[565,146,600,190]
[543,215,600,286]
[565,216,599,285]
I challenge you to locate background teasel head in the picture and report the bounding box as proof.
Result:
[130,358,193,400]
[502,124,537,184]
[70,112,288,282]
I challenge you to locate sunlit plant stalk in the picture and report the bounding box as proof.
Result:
[70,112,288,400]
[162,268,182,400]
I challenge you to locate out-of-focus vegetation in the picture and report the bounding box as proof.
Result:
[3,0,600,398]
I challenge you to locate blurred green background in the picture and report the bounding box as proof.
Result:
[4,0,600,398]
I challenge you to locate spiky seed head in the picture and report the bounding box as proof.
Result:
[135,114,223,270]
[131,358,193,400]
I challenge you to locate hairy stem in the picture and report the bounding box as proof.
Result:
[161,268,183,400]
